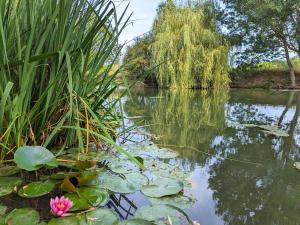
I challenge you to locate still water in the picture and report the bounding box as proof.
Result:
[123,88,300,225]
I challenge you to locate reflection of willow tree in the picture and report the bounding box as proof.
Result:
[125,90,229,165]
[208,92,300,225]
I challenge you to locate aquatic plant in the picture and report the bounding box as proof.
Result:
[0,0,128,160]
[152,0,230,89]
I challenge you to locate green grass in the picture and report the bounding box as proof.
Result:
[0,0,138,163]
[256,58,300,71]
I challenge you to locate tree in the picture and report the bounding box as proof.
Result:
[123,34,156,85]
[219,0,300,87]
[152,0,230,89]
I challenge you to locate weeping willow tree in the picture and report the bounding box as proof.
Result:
[152,0,230,89]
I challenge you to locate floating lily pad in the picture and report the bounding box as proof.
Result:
[156,148,179,159]
[119,219,153,225]
[65,187,109,211]
[242,124,289,137]
[141,177,184,198]
[0,205,6,216]
[48,214,85,225]
[86,208,118,225]
[14,146,58,171]
[0,166,20,176]
[0,177,22,197]
[5,208,40,225]
[108,158,139,174]
[97,171,148,194]
[134,204,179,221]
[293,162,300,170]
[18,181,55,198]
[149,195,194,209]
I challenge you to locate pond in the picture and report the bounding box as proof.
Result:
[123,88,300,225]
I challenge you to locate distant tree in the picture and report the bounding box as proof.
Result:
[152,0,229,89]
[219,0,300,87]
[123,34,156,84]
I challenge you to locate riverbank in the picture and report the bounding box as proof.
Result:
[230,70,300,89]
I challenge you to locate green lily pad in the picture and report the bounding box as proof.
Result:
[18,181,55,198]
[108,158,139,174]
[0,166,20,176]
[0,205,7,216]
[0,177,22,197]
[86,208,118,225]
[242,124,289,137]
[141,177,184,198]
[149,195,194,209]
[293,162,300,169]
[134,204,179,221]
[65,187,109,211]
[119,219,154,225]
[48,214,86,225]
[97,171,148,194]
[156,148,179,159]
[5,208,40,225]
[14,146,58,171]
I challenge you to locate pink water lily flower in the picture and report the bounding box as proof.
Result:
[50,196,73,216]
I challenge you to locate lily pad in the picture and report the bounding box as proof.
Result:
[242,124,289,137]
[119,219,153,225]
[108,158,139,174]
[149,195,194,209]
[97,171,148,194]
[156,148,179,159]
[134,204,179,221]
[86,208,118,225]
[14,146,58,171]
[293,162,300,169]
[65,187,109,211]
[0,165,20,176]
[48,214,85,225]
[5,208,40,225]
[18,181,55,198]
[0,177,22,197]
[0,205,7,216]
[141,177,184,198]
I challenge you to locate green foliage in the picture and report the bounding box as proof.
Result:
[14,146,58,171]
[123,34,156,84]
[152,0,230,89]
[219,0,300,86]
[0,0,126,159]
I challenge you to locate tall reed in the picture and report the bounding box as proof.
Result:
[0,0,134,162]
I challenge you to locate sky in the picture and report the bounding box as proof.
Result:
[116,0,163,45]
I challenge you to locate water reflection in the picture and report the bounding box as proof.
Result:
[125,89,300,225]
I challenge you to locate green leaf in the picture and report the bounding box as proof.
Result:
[119,219,154,225]
[0,166,20,177]
[134,204,178,221]
[97,171,148,194]
[149,195,194,209]
[242,124,289,137]
[156,148,179,159]
[293,162,300,170]
[5,208,40,225]
[141,178,184,198]
[14,146,58,171]
[108,157,140,174]
[0,205,7,216]
[86,208,118,225]
[18,181,55,198]
[48,215,86,225]
[65,187,109,211]
[0,177,22,197]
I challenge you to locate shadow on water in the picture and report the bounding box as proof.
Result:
[124,89,300,225]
